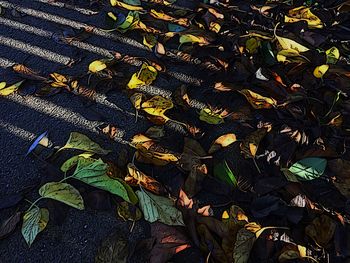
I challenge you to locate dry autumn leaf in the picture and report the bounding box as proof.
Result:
[240,127,270,158]
[285,6,323,29]
[209,133,237,154]
[126,163,166,195]
[239,89,277,109]
[141,95,173,121]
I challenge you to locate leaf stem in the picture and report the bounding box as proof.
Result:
[27,197,44,212]
[252,158,262,174]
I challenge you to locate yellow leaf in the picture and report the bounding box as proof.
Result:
[0,80,24,96]
[209,22,221,33]
[150,9,189,27]
[222,210,230,219]
[110,0,143,11]
[274,25,309,53]
[313,64,329,78]
[50,73,67,83]
[199,108,224,125]
[326,46,340,64]
[89,60,107,73]
[277,49,309,63]
[179,34,210,46]
[239,89,277,109]
[284,6,323,29]
[141,95,173,120]
[127,63,158,89]
[50,82,68,88]
[209,133,237,154]
[131,134,179,166]
[0,82,6,89]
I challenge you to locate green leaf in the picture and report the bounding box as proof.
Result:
[21,207,49,247]
[60,152,94,173]
[199,108,224,125]
[123,0,141,5]
[289,157,327,181]
[136,189,184,226]
[72,158,138,204]
[326,47,340,64]
[59,132,110,155]
[117,11,139,33]
[213,160,237,187]
[0,80,24,96]
[232,227,256,263]
[39,182,84,210]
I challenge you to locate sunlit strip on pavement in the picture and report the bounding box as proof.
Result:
[0,1,147,51]
[34,0,99,16]
[0,57,16,68]
[0,121,36,141]
[0,36,71,65]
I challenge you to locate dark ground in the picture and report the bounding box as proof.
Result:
[0,0,206,262]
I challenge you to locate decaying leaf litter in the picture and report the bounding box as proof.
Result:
[1,0,350,262]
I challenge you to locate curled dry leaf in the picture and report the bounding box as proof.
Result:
[284,6,323,29]
[141,95,173,121]
[150,222,191,263]
[126,163,166,195]
[12,64,47,81]
[239,89,277,109]
[209,133,237,154]
[131,134,179,166]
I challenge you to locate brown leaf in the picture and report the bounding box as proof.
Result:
[209,133,237,154]
[116,201,142,221]
[305,215,336,247]
[173,85,191,110]
[0,212,22,239]
[131,134,179,166]
[240,127,270,158]
[184,164,208,198]
[150,222,191,263]
[126,163,166,195]
[12,64,47,81]
[95,231,129,263]
[197,223,229,263]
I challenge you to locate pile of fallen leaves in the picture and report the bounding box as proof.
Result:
[1,0,350,262]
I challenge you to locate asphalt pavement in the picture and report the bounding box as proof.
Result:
[0,0,200,262]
